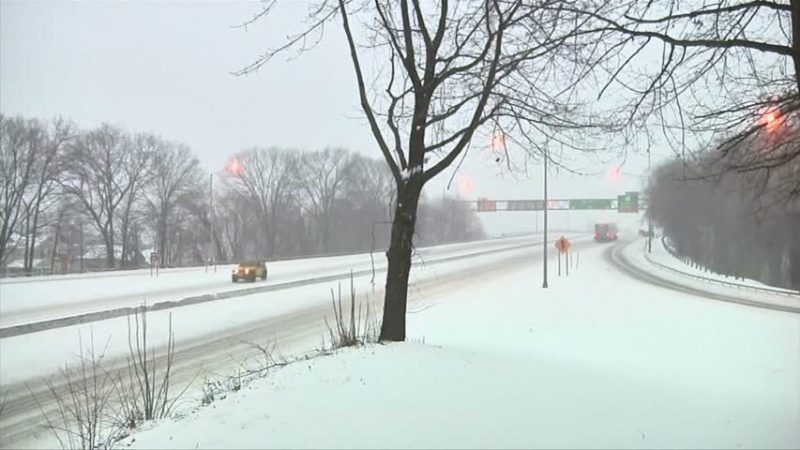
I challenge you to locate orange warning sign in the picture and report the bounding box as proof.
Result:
[554,236,571,254]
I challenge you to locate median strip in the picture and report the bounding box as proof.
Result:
[0,240,542,339]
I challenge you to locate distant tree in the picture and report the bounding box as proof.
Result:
[60,125,147,269]
[297,148,353,254]
[0,115,41,268]
[144,141,202,267]
[647,134,800,289]
[417,193,484,245]
[227,147,299,258]
[19,118,73,273]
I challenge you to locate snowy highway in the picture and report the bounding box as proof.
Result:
[0,234,546,332]
[0,234,572,448]
[1,234,798,449]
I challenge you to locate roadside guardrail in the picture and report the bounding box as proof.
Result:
[643,238,800,298]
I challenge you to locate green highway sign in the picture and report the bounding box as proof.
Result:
[617,191,639,213]
[507,200,545,211]
[470,194,639,212]
[569,199,614,210]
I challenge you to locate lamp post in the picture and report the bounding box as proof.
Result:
[647,150,653,253]
[206,173,215,272]
[542,147,549,289]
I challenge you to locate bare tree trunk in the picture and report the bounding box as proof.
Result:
[26,203,42,273]
[379,182,421,342]
[792,0,800,90]
[49,216,62,272]
[104,223,115,269]
[23,212,31,275]
[79,221,85,272]
[158,211,168,266]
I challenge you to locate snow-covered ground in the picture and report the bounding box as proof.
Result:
[0,235,561,328]
[1,235,585,387]
[122,240,800,449]
[647,236,799,294]
[623,240,800,311]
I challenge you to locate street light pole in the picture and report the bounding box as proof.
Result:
[207,173,214,272]
[647,150,653,253]
[542,147,549,289]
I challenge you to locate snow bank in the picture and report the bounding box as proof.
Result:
[124,242,800,449]
[648,236,797,293]
[624,240,800,311]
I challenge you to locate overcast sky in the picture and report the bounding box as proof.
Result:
[1,0,660,234]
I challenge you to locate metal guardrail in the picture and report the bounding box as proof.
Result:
[643,238,800,298]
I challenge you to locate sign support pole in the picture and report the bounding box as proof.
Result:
[542,148,549,289]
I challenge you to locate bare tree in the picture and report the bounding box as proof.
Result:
[227,147,299,258]
[60,125,143,269]
[298,148,353,254]
[648,132,800,289]
[144,141,202,267]
[212,187,257,262]
[347,154,396,221]
[417,193,485,245]
[237,0,597,340]
[0,115,41,268]
[566,1,800,200]
[20,118,74,273]
[118,134,154,268]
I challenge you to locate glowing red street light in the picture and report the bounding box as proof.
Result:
[226,157,243,176]
[760,107,785,134]
[764,111,779,131]
[610,166,622,181]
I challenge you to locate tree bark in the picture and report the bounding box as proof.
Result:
[791,0,800,90]
[105,222,115,269]
[158,210,168,266]
[26,201,42,273]
[379,180,422,342]
[23,212,30,275]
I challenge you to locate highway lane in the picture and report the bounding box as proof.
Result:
[0,235,553,330]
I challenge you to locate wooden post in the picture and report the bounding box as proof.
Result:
[558,251,561,276]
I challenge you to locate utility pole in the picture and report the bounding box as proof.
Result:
[647,149,653,253]
[542,148,549,289]
[207,173,213,272]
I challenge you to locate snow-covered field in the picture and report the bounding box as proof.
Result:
[122,240,800,449]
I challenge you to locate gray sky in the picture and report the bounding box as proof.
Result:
[1,0,659,234]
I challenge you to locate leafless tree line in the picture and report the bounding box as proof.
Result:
[0,114,484,275]
[647,128,800,290]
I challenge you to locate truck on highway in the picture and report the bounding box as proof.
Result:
[594,223,619,242]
